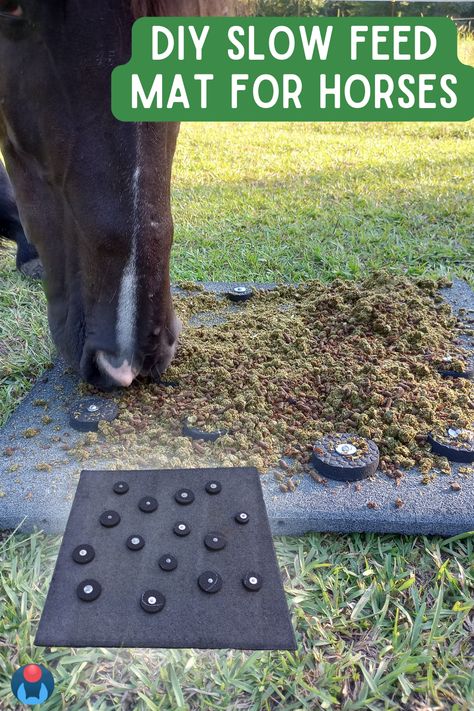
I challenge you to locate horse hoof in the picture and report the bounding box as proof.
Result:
[19,257,44,280]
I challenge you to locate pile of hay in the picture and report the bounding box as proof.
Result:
[75,273,473,488]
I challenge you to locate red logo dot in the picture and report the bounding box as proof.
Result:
[23,664,42,683]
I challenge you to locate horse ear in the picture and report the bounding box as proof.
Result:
[131,0,247,19]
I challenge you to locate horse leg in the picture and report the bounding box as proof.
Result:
[0,162,43,279]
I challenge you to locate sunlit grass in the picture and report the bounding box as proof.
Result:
[458,31,474,66]
[172,121,473,284]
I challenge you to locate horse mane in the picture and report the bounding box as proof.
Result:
[131,0,245,18]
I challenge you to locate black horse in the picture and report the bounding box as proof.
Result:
[0,162,42,278]
[0,0,237,388]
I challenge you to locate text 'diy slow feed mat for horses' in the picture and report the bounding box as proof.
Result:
[35,467,296,650]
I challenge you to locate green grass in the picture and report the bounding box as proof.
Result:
[1,530,473,710]
[1,36,474,710]
[171,121,473,285]
[0,260,53,426]
[459,29,474,67]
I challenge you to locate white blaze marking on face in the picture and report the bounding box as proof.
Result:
[116,157,141,359]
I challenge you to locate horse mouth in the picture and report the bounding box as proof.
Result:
[96,352,139,388]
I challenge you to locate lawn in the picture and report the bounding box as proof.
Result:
[1,37,473,711]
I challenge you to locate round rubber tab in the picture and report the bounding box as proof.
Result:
[99,510,120,528]
[235,512,249,525]
[182,419,228,442]
[427,427,474,463]
[198,571,223,594]
[226,285,253,303]
[311,433,380,482]
[72,544,95,564]
[242,571,262,591]
[159,554,178,571]
[113,481,129,495]
[205,481,221,495]
[437,355,473,380]
[175,488,195,505]
[77,579,102,602]
[140,590,166,613]
[69,396,118,433]
[173,522,191,537]
[204,532,227,551]
[126,534,145,551]
[138,496,158,513]
[439,367,474,380]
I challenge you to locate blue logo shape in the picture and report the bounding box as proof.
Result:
[11,664,55,706]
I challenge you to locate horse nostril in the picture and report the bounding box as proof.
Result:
[96,351,137,388]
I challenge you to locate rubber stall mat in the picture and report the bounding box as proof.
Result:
[35,468,296,650]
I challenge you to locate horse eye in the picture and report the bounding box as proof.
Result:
[0,1,23,18]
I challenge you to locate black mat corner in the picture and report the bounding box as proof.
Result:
[35,467,296,651]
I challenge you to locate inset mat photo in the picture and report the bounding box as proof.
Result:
[35,467,296,651]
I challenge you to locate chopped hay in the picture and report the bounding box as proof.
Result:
[72,273,473,486]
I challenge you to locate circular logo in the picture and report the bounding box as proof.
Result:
[11,664,54,705]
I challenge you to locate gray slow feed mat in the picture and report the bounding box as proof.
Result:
[35,467,296,650]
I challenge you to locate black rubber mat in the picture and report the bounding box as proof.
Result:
[35,468,296,650]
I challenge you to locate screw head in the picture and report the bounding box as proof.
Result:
[448,428,461,439]
[336,443,358,456]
